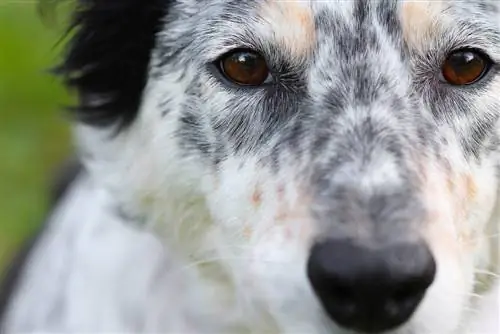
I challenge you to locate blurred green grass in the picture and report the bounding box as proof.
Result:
[0,2,72,267]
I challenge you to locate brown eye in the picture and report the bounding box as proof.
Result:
[219,50,271,86]
[441,49,491,85]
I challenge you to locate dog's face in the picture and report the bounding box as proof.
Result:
[64,0,500,333]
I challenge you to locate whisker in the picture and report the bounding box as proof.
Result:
[439,290,485,300]
[464,233,500,244]
[462,292,484,299]
[167,255,291,277]
[461,306,481,315]
[474,269,500,279]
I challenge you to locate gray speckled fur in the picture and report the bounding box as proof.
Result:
[1,1,499,333]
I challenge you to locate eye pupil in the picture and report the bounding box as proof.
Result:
[219,50,270,86]
[441,49,490,85]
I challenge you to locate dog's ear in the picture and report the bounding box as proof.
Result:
[42,0,171,130]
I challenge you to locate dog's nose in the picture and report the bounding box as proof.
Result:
[307,239,436,333]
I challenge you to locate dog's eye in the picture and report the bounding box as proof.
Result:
[441,49,491,85]
[219,50,271,86]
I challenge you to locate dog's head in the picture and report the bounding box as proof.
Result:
[53,0,500,333]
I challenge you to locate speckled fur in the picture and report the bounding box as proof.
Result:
[1,1,499,333]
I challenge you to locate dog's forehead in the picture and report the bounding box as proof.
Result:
[163,0,500,68]
[190,0,499,53]
[257,0,497,50]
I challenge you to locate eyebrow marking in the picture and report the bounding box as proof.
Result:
[258,0,315,59]
[399,1,447,52]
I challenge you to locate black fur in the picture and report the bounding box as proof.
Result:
[45,0,169,129]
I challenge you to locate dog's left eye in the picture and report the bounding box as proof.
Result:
[441,49,492,85]
[218,49,272,86]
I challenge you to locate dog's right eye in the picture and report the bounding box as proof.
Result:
[218,49,272,86]
[441,49,492,86]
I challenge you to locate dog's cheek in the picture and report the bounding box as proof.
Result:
[231,223,322,332]
[203,157,322,318]
[204,156,313,237]
[414,152,493,332]
[409,156,465,332]
[462,162,498,272]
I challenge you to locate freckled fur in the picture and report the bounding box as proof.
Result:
[258,0,316,59]
[400,1,448,54]
[1,0,499,333]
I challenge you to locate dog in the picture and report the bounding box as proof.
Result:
[0,0,499,333]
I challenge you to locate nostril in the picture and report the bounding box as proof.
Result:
[326,285,357,314]
[316,284,358,322]
[392,275,428,299]
[330,285,352,303]
[387,284,426,317]
[392,286,421,305]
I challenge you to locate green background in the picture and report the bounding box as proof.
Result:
[0,2,72,267]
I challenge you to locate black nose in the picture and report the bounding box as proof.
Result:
[307,239,436,333]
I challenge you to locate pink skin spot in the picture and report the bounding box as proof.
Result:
[277,184,285,201]
[243,225,253,239]
[252,186,263,208]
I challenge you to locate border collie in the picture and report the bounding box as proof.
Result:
[1,0,499,333]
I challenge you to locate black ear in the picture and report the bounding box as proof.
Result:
[43,0,170,130]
